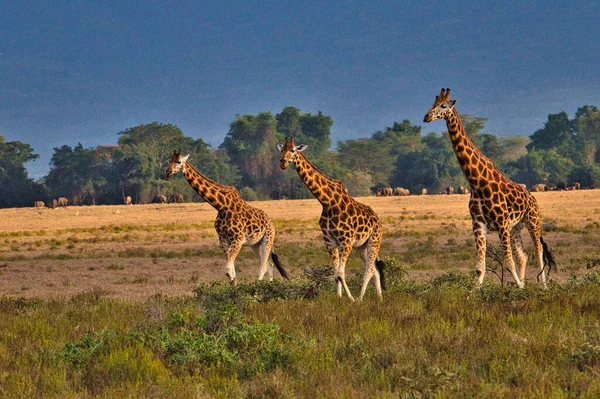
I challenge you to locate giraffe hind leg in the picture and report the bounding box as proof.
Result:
[525,217,547,289]
[336,244,356,302]
[511,223,528,284]
[358,240,383,301]
[499,227,523,288]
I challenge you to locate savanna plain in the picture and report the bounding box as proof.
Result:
[1,190,600,398]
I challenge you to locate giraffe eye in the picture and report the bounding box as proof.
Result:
[441,104,447,109]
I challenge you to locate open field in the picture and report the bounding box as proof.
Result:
[1,190,599,299]
[2,190,600,397]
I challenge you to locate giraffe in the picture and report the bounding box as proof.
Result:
[278,137,386,301]
[166,150,288,284]
[423,88,556,288]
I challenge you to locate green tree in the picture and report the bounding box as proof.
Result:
[510,148,575,187]
[461,114,488,148]
[338,120,423,188]
[221,113,280,197]
[574,105,600,164]
[276,107,334,157]
[0,136,42,208]
[392,132,464,193]
[45,144,119,205]
[527,111,574,153]
[500,136,529,162]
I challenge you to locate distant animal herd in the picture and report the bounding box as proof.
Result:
[38,181,586,209]
[35,193,186,208]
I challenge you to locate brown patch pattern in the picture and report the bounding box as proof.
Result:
[166,150,280,283]
[279,137,384,300]
[423,88,548,288]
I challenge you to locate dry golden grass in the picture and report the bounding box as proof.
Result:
[0,189,599,299]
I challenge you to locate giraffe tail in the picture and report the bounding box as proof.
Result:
[375,259,386,291]
[540,236,557,275]
[270,252,289,280]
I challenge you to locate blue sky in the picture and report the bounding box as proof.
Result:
[1,1,598,178]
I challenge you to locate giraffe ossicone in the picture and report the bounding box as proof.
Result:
[166,150,288,284]
[278,137,386,301]
[423,88,556,288]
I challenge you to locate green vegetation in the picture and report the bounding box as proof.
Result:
[3,267,600,397]
[3,103,599,208]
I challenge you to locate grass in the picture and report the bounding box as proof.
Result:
[1,192,600,395]
[3,270,600,397]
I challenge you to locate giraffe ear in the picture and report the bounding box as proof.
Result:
[451,100,457,107]
[295,144,308,152]
[181,154,190,163]
[277,144,284,152]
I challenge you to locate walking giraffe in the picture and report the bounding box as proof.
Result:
[423,88,555,288]
[166,150,288,284]
[278,137,385,301]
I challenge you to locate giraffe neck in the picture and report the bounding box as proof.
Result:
[182,161,232,211]
[444,108,495,188]
[292,153,341,208]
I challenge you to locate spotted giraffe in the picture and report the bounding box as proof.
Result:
[278,137,385,301]
[423,88,555,288]
[166,150,288,284]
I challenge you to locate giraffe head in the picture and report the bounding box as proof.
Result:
[277,137,307,169]
[423,88,457,123]
[166,150,190,178]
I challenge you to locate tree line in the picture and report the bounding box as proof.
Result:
[1,104,599,208]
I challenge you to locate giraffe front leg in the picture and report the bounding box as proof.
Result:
[499,227,523,288]
[473,222,487,287]
[326,245,342,297]
[222,236,243,285]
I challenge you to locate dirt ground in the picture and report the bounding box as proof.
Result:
[0,190,599,300]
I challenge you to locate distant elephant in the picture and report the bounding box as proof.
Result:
[125,195,132,205]
[152,195,167,204]
[566,182,581,190]
[34,201,45,208]
[57,197,69,207]
[394,187,409,196]
[531,184,547,192]
[445,186,454,195]
[383,187,393,196]
[421,188,427,195]
[52,199,58,208]
[169,193,184,203]
[458,186,469,194]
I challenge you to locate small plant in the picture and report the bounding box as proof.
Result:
[106,264,125,271]
[542,217,560,232]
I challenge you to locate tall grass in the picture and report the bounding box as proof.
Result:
[2,267,600,397]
